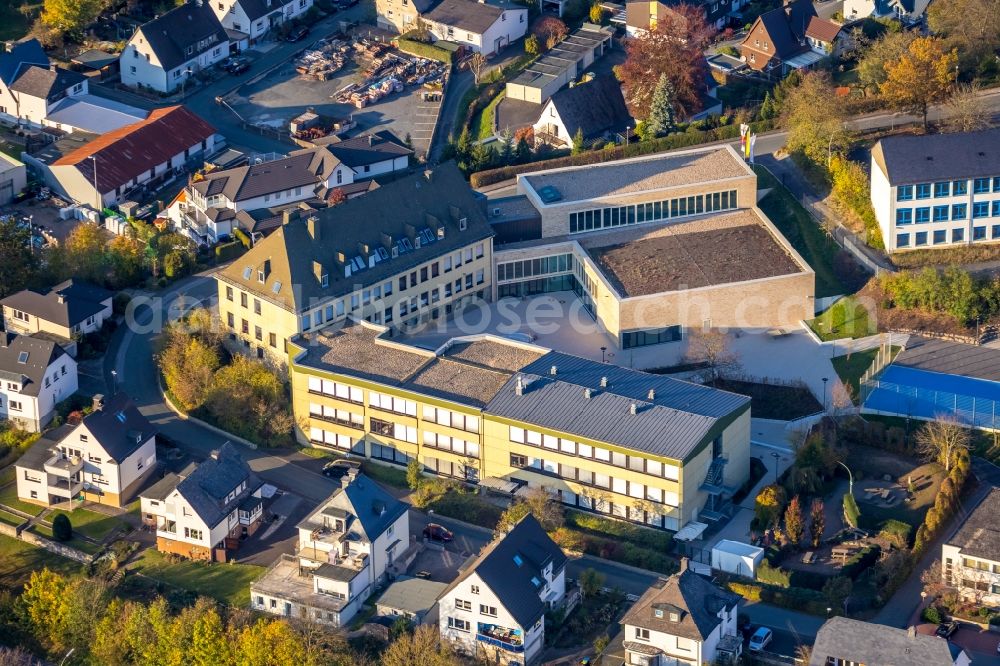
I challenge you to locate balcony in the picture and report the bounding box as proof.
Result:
[44,453,82,477]
[477,623,524,653]
[47,476,83,499]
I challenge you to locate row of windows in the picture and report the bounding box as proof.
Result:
[510,453,680,506]
[421,405,480,434]
[552,487,680,530]
[622,325,683,350]
[897,224,1000,247]
[308,403,363,429]
[896,201,1000,225]
[370,417,418,444]
[569,190,738,234]
[307,377,364,404]
[961,557,1000,573]
[509,425,680,480]
[897,177,1000,201]
[496,254,574,283]
[423,455,478,482]
[423,431,480,458]
[369,391,418,417]
[310,427,364,454]
[371,442,413,466]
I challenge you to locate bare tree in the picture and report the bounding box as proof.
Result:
[684,329,740,382]
[921,559,951,599]
[915,416,971,472]
[943,82,993,133]
[469,52,488,85]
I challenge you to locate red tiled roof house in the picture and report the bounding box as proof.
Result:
[40,105,218,208]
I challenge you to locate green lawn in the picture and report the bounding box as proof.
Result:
[132,549,264,607]
[48,508,126,542]
[0,482,45,517]
[0,0,38,42]
[832,346,901,402]
[473,91,505,141]
[30,523,102,555]
[360,460,409,489]
[808,296,876,341]
[755,175,852,298]
[0,534,81,589]
[0,508,25,527]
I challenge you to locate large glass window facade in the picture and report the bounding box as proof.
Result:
[568,190,738,234]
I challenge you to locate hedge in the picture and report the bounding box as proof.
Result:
[396,38,456,63]
[564,510,673,552]
[725,580,829,615]
[549,527,677,576]
[214,241,243,262]
[469,119,777,187]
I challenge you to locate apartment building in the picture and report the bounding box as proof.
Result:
[167,132,411,244]
[140,442,265,562]
[251,470,409,625]
[212,0,314,44]
[376,0,527,55]
[621,560,742,666]
[2,280,113,353]
[15,394,156,507]
[872,128,1000,252]
[215,162,493,363]
[942,487,1000,606]
[288,319,752,533]
[811,617,969,666]
[439,514,566,665]
[498,144,815,350]
[0,333,77,432]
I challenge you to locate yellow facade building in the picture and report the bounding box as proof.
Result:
[216,163,494,362]
[289,319,751,533]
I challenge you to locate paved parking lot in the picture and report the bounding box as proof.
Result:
[228,45,442,157]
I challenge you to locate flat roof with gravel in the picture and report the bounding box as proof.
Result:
[521,146,751,204]
[295,323,544,406]
[582,209,804,296]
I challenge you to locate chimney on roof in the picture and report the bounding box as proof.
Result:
[515,376,525,396]
[600,376,608,389]
[423,169,433,182]
[630,403,637,415]
[307,215,321,240]
[648,388,655,401]
[907,626,916,639]
[679,557,689,573]
[282,208,299,226]
[357,242,369,260]
[313,260,325,285]
[368,134,375,146]
[92,394,105,412]
[550,365,557,376]
[437,225,445,240]
[0,332,9,348]
[57,294,65,304]
[380,232,393,250]
[403,223,417,242]
[584,387,592,399]
[49,64,56,72]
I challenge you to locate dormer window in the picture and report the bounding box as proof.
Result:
[258,270,266,284]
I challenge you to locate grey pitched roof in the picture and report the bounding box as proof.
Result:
[893,336,1000,383]
[193,151,322,202]
[947,487,1000,561]
[9,65,86,101]
[872,128,1000,186]
[546,76,633,141]
[424,0,505,34]
[218,161,494,312]
[445,514,567,628]
[0,334,68,397]
[311,130,413,168]
[165,442,262,529]
[80,393,156,463]
[810,617,957,666]
[134,2,228,72]
[484,352,749,462]
[2,279,112,328]
[17,425,75,472]
[0,39,48,86]
[622,568,738,641]
[297,472,408,543]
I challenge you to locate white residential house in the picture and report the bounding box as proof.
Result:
[439,514,567,666]
[166,132,412,244]
[844,0,931,23]
[0,39,88,128]
[212,0,314,45]
[942,488,1000,606]
[621,560,742,666]
[250,469,410,626]
[421,0,528,56]
[811,617,970,666]
[871,128,1000,252]
[140,442,265,562]
[15,393,157,507]
[0,333,77,433]
[2,280,113,354]
[120,1,230,94]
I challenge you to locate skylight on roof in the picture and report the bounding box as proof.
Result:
[513,553,523,567]
[16,352,28,364]
[272,281,282,294]
[530,576,541,588]
[115,411,126,423]
[242,266,253,280]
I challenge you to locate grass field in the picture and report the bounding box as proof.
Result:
[30,522,102,555]
[808,296,876,341]
[0,534,80,589]
[0,0,38,42]
[132,549,264,607]
[0,508,25,526]
[756,184,852,298]
[473,91,504,141]
[832,346,901,402]
[48,507,126,542]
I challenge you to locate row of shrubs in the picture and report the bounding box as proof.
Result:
[725,580,831,616]
[549,527,677,576]
[396,38,456,63]
[564,510,673,552]
[468,119,776,187]
[755,546,880,590]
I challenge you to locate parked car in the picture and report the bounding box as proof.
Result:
[225,57,250,75]
[423,523,454,542]
[286,25,309,42]
[748,627,772,653]
[322,459,361,479]
[936,621,959,639]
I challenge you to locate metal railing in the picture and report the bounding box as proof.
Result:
[861,378,1000,430]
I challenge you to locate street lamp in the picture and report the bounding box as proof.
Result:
[60,648,75,666]
[111,369,117,394]
[822,377,829,410]
[770,451,781,484]
[600,346,607,363]
[826,607,832,617]
[87,155,99,211]
[837,460,854,497]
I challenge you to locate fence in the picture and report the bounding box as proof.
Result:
[859,340,896,391]
[861,378,1000,430]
